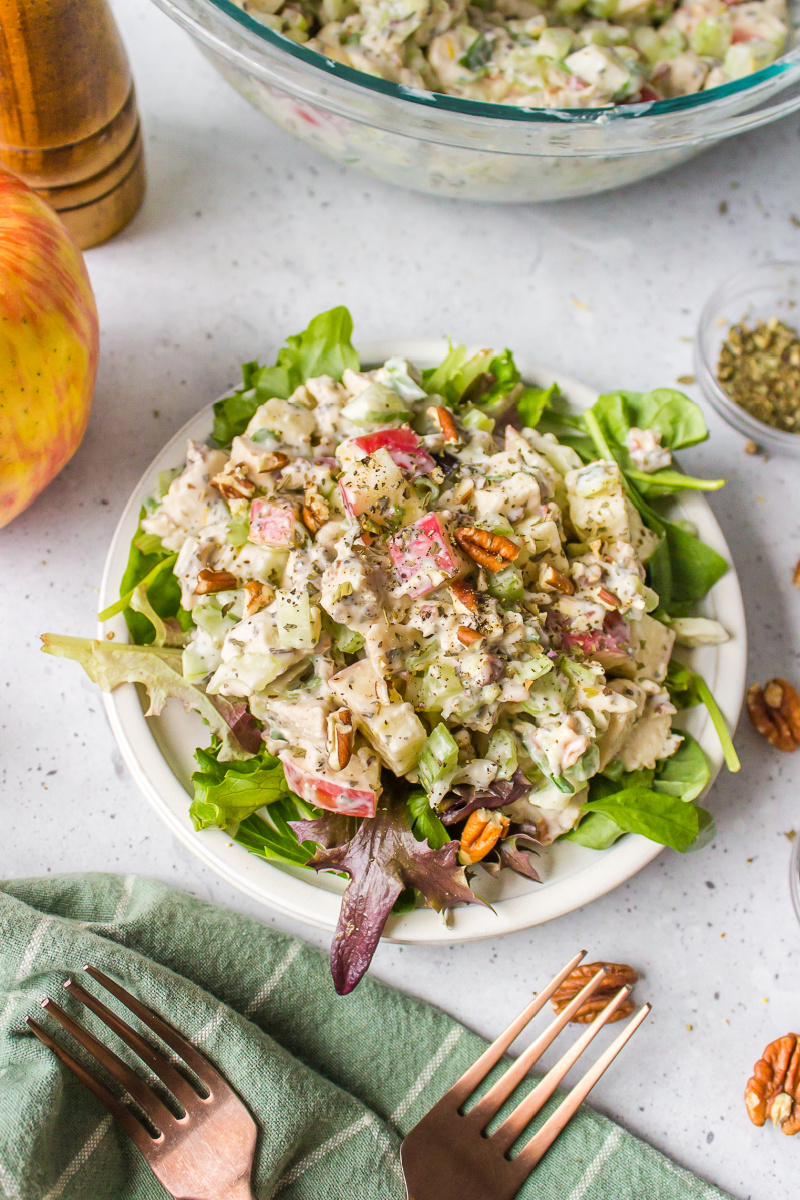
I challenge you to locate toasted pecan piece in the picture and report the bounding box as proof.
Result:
[794,557,800,590]
[211,464,257,501]
[459,809,510,865]
[450,579,480,612]
[747,678,800,752]
[457,626,483,647]
[327,708,354,771]
[597,586,621,609]
[426,404,461,445]
[746,1034,800,1134]
[552,962,638,1024]
[541,563,575,596]
[195,568,238,595]
[301,488,330,533]
[454,526,519,573]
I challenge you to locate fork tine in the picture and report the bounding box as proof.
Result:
[27,1015,156,1154]
[510,1003,651,1180]
[465,967,609,1130]
[65,978,202,1112]
[490,985,633,1152]
[443,952,587,1108]
[83,966,229,1095]
[37,997,177,1135]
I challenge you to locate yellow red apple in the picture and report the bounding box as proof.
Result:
[0,170,99,528]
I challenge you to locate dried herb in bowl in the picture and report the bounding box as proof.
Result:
[717,317,800,433]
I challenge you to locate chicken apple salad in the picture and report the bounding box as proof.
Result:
[235,0,792,107]
[44,308,740,993]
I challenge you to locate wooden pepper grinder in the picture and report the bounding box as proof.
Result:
[0,0,145,249]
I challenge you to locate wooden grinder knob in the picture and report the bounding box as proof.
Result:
[0,0,145,248]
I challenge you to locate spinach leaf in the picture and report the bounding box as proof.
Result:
[566,810,624,850]
[407,788,451,849]
[212,306,359,446]
[653,732,709,802]
[663,522,728,609]
[593,388,709,452]
[580,787,700,852]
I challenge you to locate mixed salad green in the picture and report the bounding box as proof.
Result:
[43,307,739,993]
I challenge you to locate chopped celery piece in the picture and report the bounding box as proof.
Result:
[418,724,460,796]
[486,728,518,780]
[487,564,523,604]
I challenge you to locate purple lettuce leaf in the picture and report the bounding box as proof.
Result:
[303,800,486,995]
[483,830,542,882]
[289,811,355,850]
[208,697,264,755]
[439,769,531,827]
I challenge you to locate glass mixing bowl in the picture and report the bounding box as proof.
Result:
[152,0,800,202]
[695,261,800,457]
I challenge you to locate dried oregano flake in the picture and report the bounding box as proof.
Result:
[717,316,800,433]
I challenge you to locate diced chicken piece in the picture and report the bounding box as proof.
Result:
[565,461,630,543]
[388,512,462,599]
[339,428,436,476]
[338,446,424,526]
[625,427,672,474]
[328,659,427,775]
[141,441,229,551]
[249,500,298,548]
[280,750,381,818]
[244,397,317,449]
[618,691,680,772]
[318,545,386,633]
[564,44,633,95]
[628,613,676,682]
[651,51,709,97]
[260,696,330,757]
[596,678,647,769]
[472,471,542,523]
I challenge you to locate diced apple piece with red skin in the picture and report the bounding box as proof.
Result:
[249,500,296,548]
[389,512,462,599]
[351,429,436,477]
[280,753,379,818]
[562,612,633,672]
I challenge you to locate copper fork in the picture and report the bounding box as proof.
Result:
[27,966,258,1200]
[401,951,650,1200]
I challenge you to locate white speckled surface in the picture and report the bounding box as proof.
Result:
[3,2,800,1196]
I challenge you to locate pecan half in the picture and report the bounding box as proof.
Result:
[454,526,519,572]
[327,708,354,771]
[211,465,256,501]
[457,626,483,647]
[746,1034,800,1134]
[747,678,800,752]
[244,579,271,617]
[301,488,330,533]
[551,962,637,1024]
[450,579,479,613]
[459,809,510,865]
[541,563,575,596]
[597,587,620,609]
[258,450,290,471]
[195,568,238,595]
[794,557,800,590]
[427,404,461,444]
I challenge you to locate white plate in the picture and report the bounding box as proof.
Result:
[100,340,747,945]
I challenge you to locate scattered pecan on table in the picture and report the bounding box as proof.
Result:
[746,678,800,752]
[793,557,800,589]
[551,962,638,1024]
[745,1034,800,1135]
[454,526,519,572]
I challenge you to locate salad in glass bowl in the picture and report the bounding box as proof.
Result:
[44,308,740,993]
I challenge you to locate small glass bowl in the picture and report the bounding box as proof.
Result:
[695,261,800,458]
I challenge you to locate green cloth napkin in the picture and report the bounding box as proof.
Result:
[0,874,732,1200]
